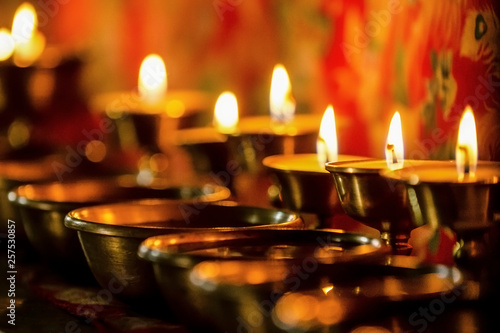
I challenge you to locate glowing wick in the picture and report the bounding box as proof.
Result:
[386,144,398,164]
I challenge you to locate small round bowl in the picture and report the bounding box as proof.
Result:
[325,159,416,251]
[269,262,462,332]
[173,127,235,190]
[138,229,387,330]
[0,154,62,244]
[225,114,323,174]
[380,160,500,232]
[187,259,462,333]
[91,90,215,151]
[141,230,461,333]
[381,160,500,267]
[65,202,304,302]
[263,154,368,218]
[9,176,230,266]
[325,159,410,226]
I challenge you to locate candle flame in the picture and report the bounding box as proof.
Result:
[317,105,338,167]
[322,285,334,295]
[11,2,45,67]
[270,64,295,124]
[385,111,404,170]
[138,54,167,103]
[0,28,15,61]
[456,106,478,180]
[11,3,37,44]
[214,91,238,134]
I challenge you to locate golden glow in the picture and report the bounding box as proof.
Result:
[0,28,15,61]
[270,64,295,124]
[149,153,169,173]
[385,111,404,170]
[165,99,185,118]
[214,91,238,134]
[11,2,45,67]
[7,120,30,148]
[456,106,478,180]
[317,105,338,167]
[85,140,107,163]
[29,70,55,108]
[102,211,115,224]
[294,295,319,322]
[138,54,167,103]
[194,262,221,280]
[317,298,344,325]
[274,293,320,328]
[245,268,267,285]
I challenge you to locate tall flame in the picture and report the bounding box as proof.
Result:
[269,64,295,124]
[138,54,167,103]
[317,105,338,167]
[385,111,404,170]
[0,28,15,61]
[321,285,334,295]
[11,3,37,42]
[11,3,45,67]
[456,106,478,180]
[214,91,238,134]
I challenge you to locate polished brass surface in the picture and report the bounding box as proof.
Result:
[138,229,463,332]
[178,140,231,176]
[381,161,500,232]
[92,90,214,154]
[264,159,337,217]
[173,129,234,190]
[185,261,462,333]
[325,159,413,245]
[139,229,385,265]
[382,161,500,298]
[227,131,318,174]
[9,177,230,266]
[0,154,62,241]
[66,201,304,301]
[270,262,462,332]
[138,229,387,331]
[263,154,368,218]
[398,179,493,232]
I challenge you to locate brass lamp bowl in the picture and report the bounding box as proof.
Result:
[381,160,500,231]
[9,177,230,267]
[138,229,387,330]
[187,256,462,333]
[172,127,236,193]
[226,132,317,174]
[91,90,215,153]
[381,160,500,268]
[269,261,462,332]
[66,202,304,302]
[0,154,63,244]
[263,154,368,220]
[173,127,230,175]
[226,114,322,174]
[325,159,417,252]
[222,115,320,207]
